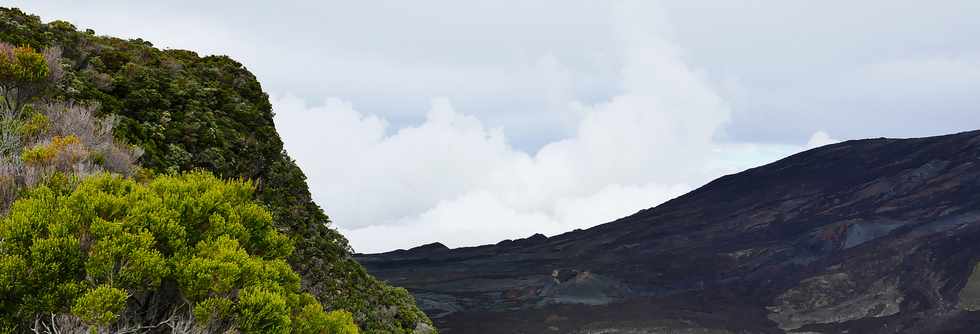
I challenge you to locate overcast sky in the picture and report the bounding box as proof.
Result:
[12,1,980,252]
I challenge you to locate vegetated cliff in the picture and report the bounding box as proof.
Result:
[0,8,432,333]
[359,130,980,333]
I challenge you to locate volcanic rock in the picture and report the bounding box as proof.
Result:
[357,130,980,333]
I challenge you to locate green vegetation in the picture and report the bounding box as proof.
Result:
[0,43,139,214]
[0,172,359,333]
[0,43,61,113]
[0,7,433,333]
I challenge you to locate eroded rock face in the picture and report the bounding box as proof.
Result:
[767,274,903,330]
[357,130,980,333]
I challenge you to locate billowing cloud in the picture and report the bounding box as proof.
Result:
[274,93,713,252]
[274,1,791,252]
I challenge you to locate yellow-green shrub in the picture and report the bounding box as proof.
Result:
[70,285,127,327]
[0,45,49,82]
[0,172,359,333]
[20,134,83,166]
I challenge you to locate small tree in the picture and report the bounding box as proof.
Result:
[0,42,62,116]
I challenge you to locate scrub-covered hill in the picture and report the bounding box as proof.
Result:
[0,7,432,333]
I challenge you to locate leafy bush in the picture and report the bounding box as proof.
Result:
[71,285,128,327]
[0,172,359,333]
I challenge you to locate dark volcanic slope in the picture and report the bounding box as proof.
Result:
[357,130,980,334]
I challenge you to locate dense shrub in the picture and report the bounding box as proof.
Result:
[0,171,359,333]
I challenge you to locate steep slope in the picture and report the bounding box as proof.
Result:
[0,8,432,333]
[358,130,980,333]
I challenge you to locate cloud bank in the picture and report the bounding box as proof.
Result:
[21,1,975,252]
[274,1,807,252]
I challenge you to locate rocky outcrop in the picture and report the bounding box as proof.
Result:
[766,274,903,330]
[357,130,980,333]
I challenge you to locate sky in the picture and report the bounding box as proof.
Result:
[11,1,980,252]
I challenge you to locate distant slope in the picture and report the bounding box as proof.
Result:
[0,8,432,333]
[359,130,980,333]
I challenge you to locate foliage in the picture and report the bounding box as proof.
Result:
[70,285,128,327]
[0,43,61,114]
[1,102,140,213]
[0,172,360,333]
[297,307,361,334]
[237,287,292,333]
[0,7,434,332]
[21,134,80,165]
[192,296,233,326]
[0,41,140,215]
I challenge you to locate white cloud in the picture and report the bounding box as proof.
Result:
[806,131,840,149]
[14,1,980,150]
[274,1,800,252]
[341,183,693,252]
[274,91,722,252]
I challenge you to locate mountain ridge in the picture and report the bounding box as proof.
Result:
[359,129,980,333]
